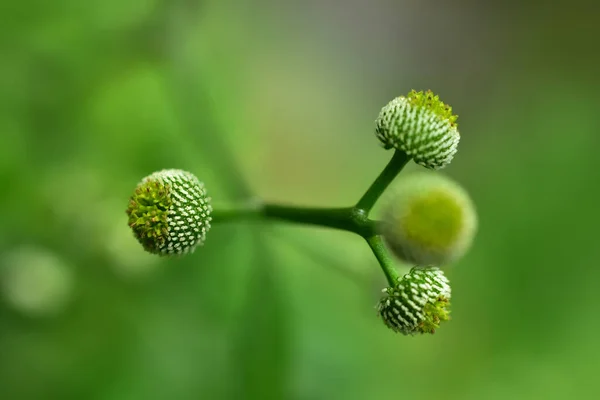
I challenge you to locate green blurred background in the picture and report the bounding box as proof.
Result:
[1,0,599,399]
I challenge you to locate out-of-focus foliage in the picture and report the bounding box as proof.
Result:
[1,0,599,399]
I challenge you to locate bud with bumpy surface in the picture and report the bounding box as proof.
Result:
[375,90,460,169]
[126,169,212,256]
[378,267,451,335]
[381,172,477,267]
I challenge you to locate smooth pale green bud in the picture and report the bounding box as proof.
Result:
[126,169,212,256]
[382,172,477,266]
[378,267,451,335]
[375,90,460,169]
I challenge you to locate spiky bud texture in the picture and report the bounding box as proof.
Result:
[126,169,212,256]
[378,267,451,335]
[375,90,460,169]
[382,172,477,266]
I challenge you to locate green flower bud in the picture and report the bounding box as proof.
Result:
[126,169,212,256]
[378,267,451,335]
[381,172,477,266]
[375,90,460,169]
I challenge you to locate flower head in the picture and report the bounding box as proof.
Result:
[382,172,477,266]
[126,169,212,256]
[375,90,460,169]
[378,267,451,335]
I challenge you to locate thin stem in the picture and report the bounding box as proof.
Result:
[210,202,264,223]
[211,204,376,237]
[213,205,400,285]
[355,150,410,213]
[365,235,400,286]
[264,205,355,232]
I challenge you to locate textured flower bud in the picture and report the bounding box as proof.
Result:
[378,267,451,335]
[375,90,459,169]
[126,169,212,256]
[382,172,477,266]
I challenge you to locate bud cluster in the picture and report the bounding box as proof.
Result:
[123,89,476,337]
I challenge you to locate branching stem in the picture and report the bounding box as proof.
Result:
[355,150,410,212]
[365,235,400,286]
[211,150,411,285]
[212,205,377,238]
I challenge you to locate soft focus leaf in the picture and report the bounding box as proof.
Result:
[231,231,291,399]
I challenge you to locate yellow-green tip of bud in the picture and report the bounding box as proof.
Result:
[126,169,212,256]
[375,90,460,169]
[382,172,477,266]
[378,267,451,335]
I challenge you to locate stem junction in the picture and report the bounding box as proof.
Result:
[210,150,411,285]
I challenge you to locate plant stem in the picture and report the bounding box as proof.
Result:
[210,150,409,285]
[355,150,410,213]
[211,204,377,237]
[265,205,357,233]
[365,235,400,286]
[210,202,264,223]
[212,206,399,285]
